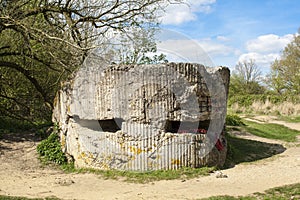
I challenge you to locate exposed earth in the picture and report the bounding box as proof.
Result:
[0,116,299,200]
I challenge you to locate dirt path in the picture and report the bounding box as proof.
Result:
[0,120,300,200]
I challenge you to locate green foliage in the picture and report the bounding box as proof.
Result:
[0,0,78,122]
[1,0,169,123]
[37,129,67,165]
[229,59,265,96]
[229,75,265,96]
[269,35,300,95]
[226,114,245,126]
[0,117,52,139]
[228,94,300,108]
[243,120,300,142]
[0,117,33,133]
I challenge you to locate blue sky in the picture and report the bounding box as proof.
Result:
[158,0,300,74]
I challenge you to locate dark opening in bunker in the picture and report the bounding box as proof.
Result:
[164,120,210,133]
[98,118,124,132]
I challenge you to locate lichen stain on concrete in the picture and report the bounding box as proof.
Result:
[171,159,181,165]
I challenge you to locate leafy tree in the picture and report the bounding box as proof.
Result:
[229,59,265,95]
[0,0,178,123]
[269,34,300,95]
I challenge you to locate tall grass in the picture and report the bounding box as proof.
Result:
[228,94,300,116]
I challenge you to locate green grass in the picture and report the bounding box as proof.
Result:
[201,182,300,200]
[243,120,300,142]
[71,166,215,183]
[278,115,300,123]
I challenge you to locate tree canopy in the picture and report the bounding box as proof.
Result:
[0,0,179,123]
[269,34,300,95]
[229,59,265,95]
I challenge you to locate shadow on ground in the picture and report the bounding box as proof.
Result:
[0,132,41,143]
[0,132,42,155]
[223,134,286,169]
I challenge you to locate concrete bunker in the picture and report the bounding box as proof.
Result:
[53,63,230,171]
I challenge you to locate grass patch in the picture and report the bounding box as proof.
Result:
[201,182,300,200]
[73,166,215,183]
[278,115,300,123]
[53,163,214,183]
[224,134,285,168]
[243,120,300,142]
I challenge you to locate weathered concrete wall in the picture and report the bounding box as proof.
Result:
[53,63,230,171]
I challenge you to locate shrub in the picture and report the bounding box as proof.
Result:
[226,114,245,126]
[37,127,67,165]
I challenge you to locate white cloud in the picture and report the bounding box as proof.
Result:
[216,35,230,42]
[161,0,216,25]
[198,39,234,56]
[238,33,295,69]
[238,52,280,67]
[246,34,294,53]
[156,38,234,66]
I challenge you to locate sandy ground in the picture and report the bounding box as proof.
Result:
[0,118,300,200]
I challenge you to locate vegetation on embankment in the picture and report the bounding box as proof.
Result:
[228,94,300,116]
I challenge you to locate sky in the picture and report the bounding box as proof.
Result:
[157,0,300,74]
